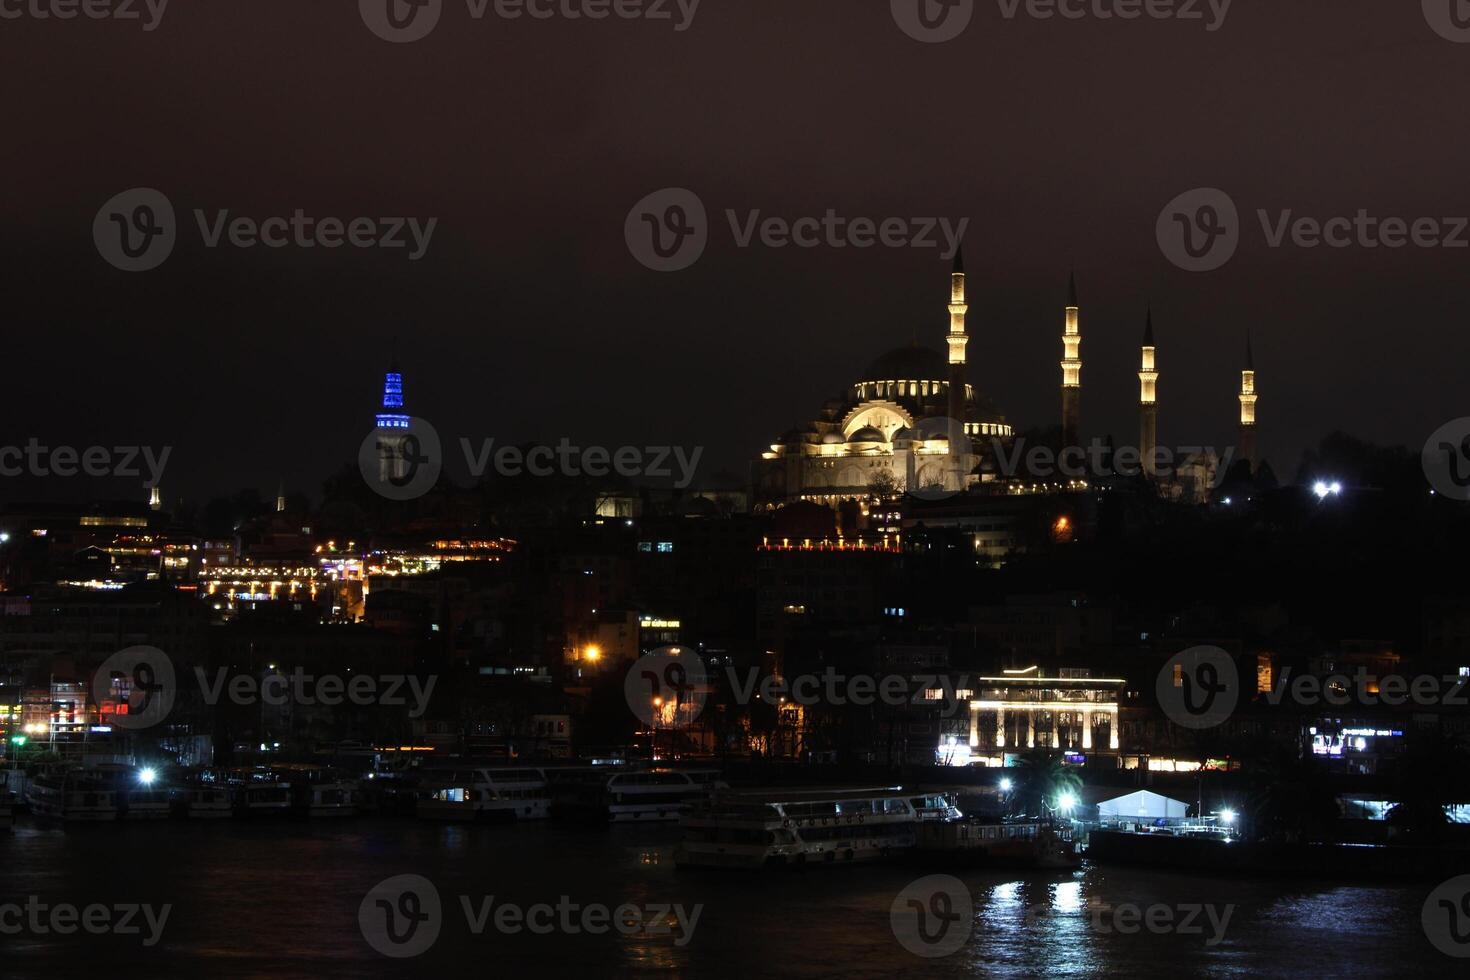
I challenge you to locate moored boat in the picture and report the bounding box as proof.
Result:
[564,768,707,823]
[26,769,119,822]
[674,787,920,869]
[417,766,550,822]
[915,817,1081,869]
[228,768,293,817]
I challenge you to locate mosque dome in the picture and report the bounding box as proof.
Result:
[861,344,948,383]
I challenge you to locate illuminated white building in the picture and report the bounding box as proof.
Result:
[754,251,1014,507]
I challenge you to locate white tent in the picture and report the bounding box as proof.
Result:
[1096,790,1189,822]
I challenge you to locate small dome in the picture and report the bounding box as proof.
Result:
[821,432,844,445]
[848,426,887,443]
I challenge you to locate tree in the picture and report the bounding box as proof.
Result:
[1009,749,1082,821]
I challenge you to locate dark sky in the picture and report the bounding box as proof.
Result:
[2,1,1466,505]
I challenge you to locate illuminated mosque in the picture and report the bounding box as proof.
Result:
[753,251,1260,507]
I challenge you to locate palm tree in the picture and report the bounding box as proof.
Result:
[1009,749,1082,821]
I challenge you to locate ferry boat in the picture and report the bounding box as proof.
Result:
[92,765,171,820]
[277,765,361,818]
[228,768,293,817]
[26,769,119,822]
[564,768,708,822]
[172,781,234,819]
[417,766,551,822]
[915,818,1080,869]
[674,787,920,869]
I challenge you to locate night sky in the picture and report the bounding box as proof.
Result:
[2,1,1466,505]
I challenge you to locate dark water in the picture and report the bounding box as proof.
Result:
[0,818,1445,978]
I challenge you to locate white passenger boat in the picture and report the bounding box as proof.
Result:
[566,768,708,823]
[173,784,234,819]
[26,770,119,822]
[266,765,362,818]
[93,765,171,820]
[675,787,920,869]
[228,768,293,816]
[417,766,551,822]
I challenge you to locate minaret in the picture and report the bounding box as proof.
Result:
[1061,272,1081,449]
[1139,309,1159,478]
[1238,335,1258,471]
[275,483,287,514]
[148,486,162,512]
[946,247,969,425]
[375,355,411,482]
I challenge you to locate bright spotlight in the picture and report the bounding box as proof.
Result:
[1313,482,1329,499]
[138,768,157,785]
[1220,809,1237,825]
[1057,791,1078,812]
[999,778,1013,793]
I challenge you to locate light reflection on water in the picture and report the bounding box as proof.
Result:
[0,820,1438,979]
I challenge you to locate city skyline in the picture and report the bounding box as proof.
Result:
[3,2,1468,503]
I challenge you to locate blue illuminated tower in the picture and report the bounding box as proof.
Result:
[375,356,410,482]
